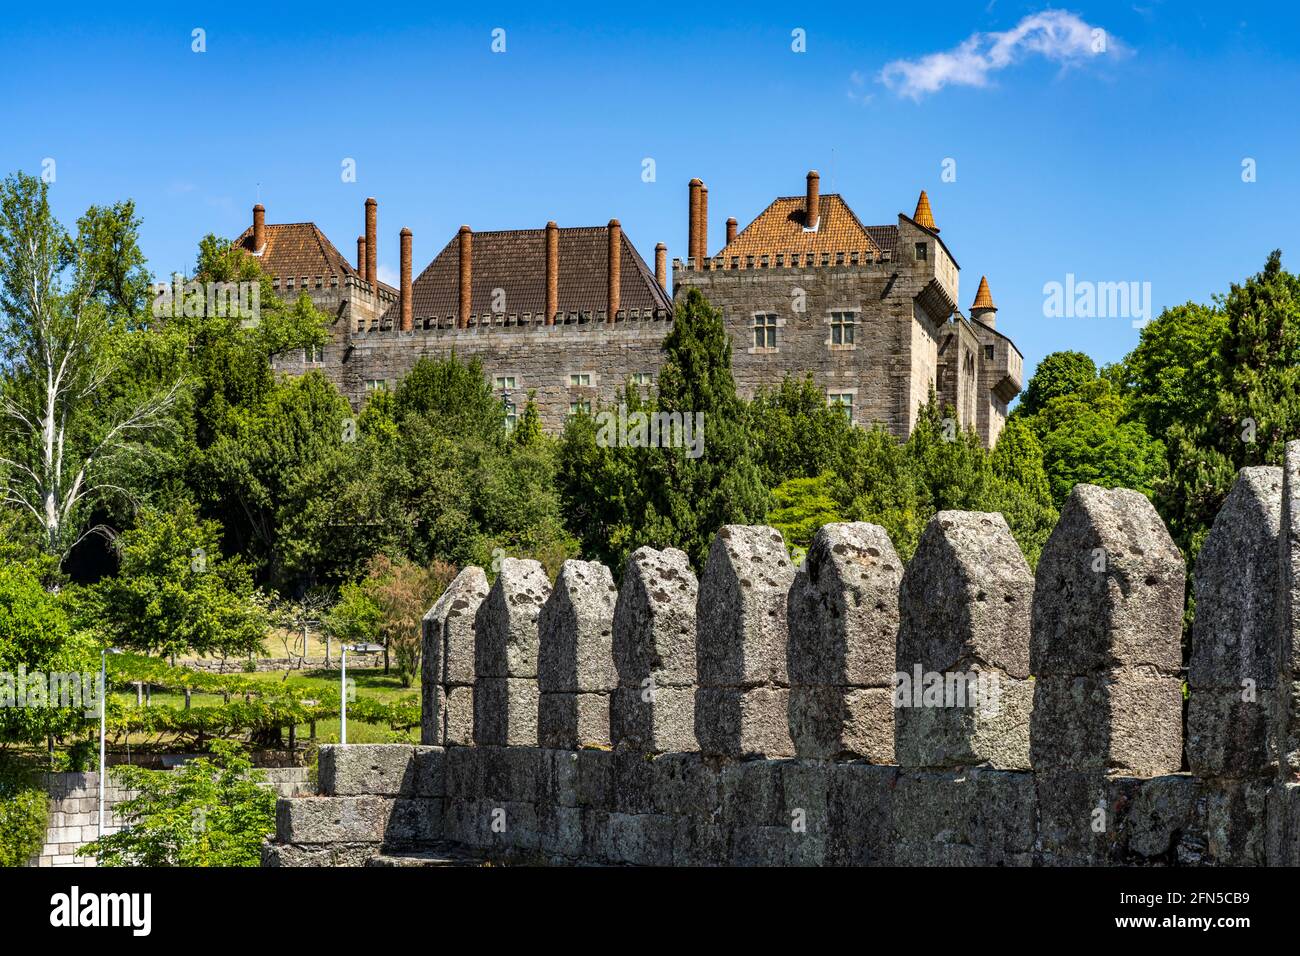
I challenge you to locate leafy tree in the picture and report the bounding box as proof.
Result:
[393,354,505,440]
[560,289,769,571]
[767,474,843,559]
[89,504,268,659]
[0,172,181,560]
[0,560,98,745]
[362,555,455,686]
[748,374,859,488]
[77,741,276,866]
[990,418,1058,567]
[324,580,383,653]
[835,424,928,559]
[0,760,47,867]
[1016,350,1097,419]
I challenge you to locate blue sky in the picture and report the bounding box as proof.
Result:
[2,1,1299,385]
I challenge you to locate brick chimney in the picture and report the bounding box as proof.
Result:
[688,179,702,265]
[365,197,377,285]
[699,186,708,261]
[607,219,621,323]
[356,236,366,274]
[805,171,820,230]
[399,227,413,333]
[458,225,472,328]
[655,243,667,292]
[546,221,559,325]
[726,217,737,246]
[252,204,266,253]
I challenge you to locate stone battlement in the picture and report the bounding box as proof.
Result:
[264,444,1300,867]
[673,250,894,271]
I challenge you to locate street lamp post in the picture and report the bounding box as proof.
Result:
[340,643,383,746]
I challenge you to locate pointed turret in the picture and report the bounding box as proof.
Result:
[912,190,938,233]
[971,275,997,328]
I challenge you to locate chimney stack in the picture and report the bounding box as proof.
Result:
[546,221,559,325]
[655,243,667,292]
[699,186,709,262]
[607,219,621,323]
[399,228,413,333]
[252,204,266,253]
[726,217,737,246]
[356,236,367,274]
[688,179,702,264]
[805,171,820,230]
[458,225,472,328]
[364,197,377,285]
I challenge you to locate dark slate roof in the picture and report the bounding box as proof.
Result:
[231,222,397,294]
[865,225,898,258]
[384,226,671,323]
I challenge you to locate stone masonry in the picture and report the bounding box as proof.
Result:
[267,459,1300,866]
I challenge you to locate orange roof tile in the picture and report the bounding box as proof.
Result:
[230,222,397,294]
[912,190,936,232]
[713,194,884,260]
[971,275,996,311]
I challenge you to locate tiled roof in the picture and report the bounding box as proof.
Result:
[714,194,888,260]
[385,226,671,322]
[912,190,937,231]
[971,275,996,311]
[231,222,396,294]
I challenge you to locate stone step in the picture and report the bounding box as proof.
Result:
[365,843,484,867]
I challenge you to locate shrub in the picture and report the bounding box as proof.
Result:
[0,761,48,867]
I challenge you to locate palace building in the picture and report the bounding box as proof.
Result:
[233,171,1022,446]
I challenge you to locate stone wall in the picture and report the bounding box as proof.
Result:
[265,452,1300,866]
[33,766,309,867]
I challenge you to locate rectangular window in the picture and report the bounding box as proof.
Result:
[304,345,324,364]
[568,373,593,387]
[503,402,518,431]
[494,375,517,390]
[984,344,995,361]
[828,392,853,422]
[753,313,778,349]
[365,379,387,393]
[631,372,654,387]
[914,242,928,261]
[830,312,856,345]
[568,400,591,416]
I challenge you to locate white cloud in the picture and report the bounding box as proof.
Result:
[878,9,1122,100]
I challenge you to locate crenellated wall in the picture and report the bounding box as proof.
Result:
[265,446,1300,867]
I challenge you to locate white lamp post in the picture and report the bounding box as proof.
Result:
[340,643,383,745]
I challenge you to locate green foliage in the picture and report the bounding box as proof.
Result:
[1015,352,1166,507]
[0,561,98,744]
[767,474,843,558]
[89,504,269,659]
[747,375,859,487]
[1016,350,1097,419]
[77,741,276,867]
[558,289,768,571]
[0,759,47,867]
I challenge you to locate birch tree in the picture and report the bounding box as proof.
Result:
[0,172,181,561]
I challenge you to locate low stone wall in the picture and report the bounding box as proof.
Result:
[265,449,1300,866]
[181,652,383,674]
[32,766,310,867]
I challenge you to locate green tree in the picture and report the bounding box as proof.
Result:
[90,504,268,659]
[0,172,181,560]
[0,560,98,745]
[747,374,859,488]
[990,418,1058,567]
[767,474,843,558]
[1016,350,1097,419]
[77,741,276,867]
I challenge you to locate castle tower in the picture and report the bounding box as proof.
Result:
[971,276,997,329]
